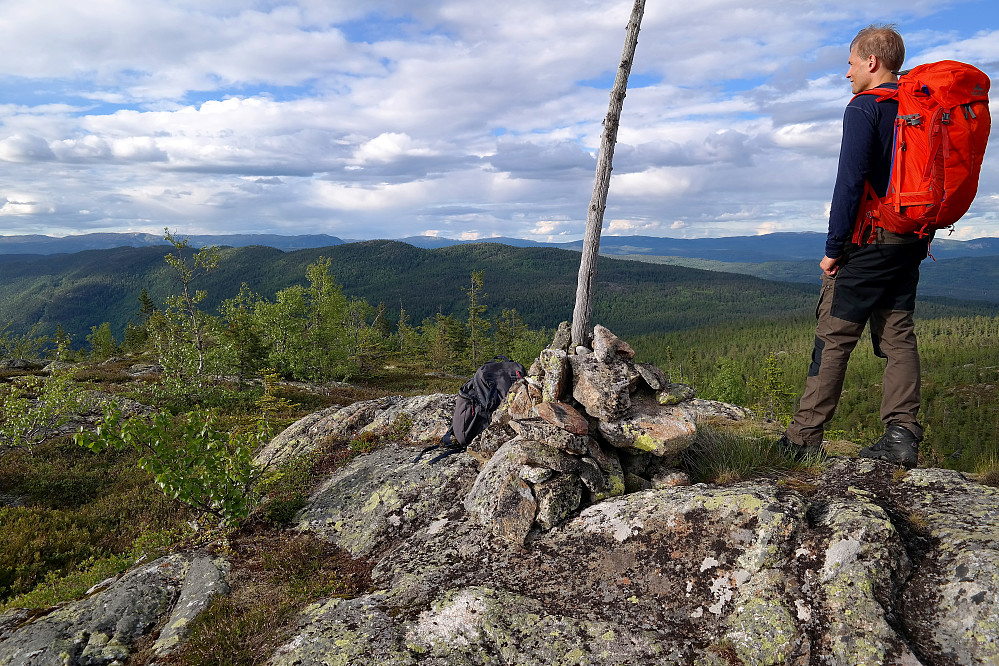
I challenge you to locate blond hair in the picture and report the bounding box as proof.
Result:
[851,24,905,73]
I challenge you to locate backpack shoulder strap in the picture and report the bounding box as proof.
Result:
[851,87,899,104]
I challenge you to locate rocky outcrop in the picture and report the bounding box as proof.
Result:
[5,429,999,665]
[5,328,999,665]
[462,325,702,541]
[255,393,457,466]
[269,445,999,665]
[0,554,228,666]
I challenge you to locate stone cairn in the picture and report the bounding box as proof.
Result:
[463,323,698,544]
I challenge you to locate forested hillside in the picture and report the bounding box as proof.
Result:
[5,241,999,347]
[634,313,999,473]
[617,253,999,303]
[1,241,827,343]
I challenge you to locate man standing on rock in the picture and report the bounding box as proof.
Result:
[779,24,927,468]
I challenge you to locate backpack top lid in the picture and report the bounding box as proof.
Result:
[899,60,990,108]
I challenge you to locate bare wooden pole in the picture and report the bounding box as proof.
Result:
[571,0,646,347]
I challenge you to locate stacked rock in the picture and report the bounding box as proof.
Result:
[463,324,698,544]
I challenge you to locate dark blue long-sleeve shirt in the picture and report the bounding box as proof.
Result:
[825,83,898,259]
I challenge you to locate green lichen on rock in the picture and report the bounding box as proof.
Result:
[297,443,479,557]
[723,572,797,665]
[406,587,678,665]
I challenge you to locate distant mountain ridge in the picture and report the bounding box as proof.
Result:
[4,231,998,263]
[1,241,996,346]
[0,232,346,255]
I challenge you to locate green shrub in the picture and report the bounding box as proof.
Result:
[0,371,88,447]
[75,406,271,527]
[0,439,190,607]
[255,457,313,528]
[0,523,185,614]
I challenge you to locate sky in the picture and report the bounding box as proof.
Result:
[1,0,998,243]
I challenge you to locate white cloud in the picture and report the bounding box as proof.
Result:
[0,0,996,241]
[0,134,56,162]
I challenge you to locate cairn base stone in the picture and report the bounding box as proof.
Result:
[533,474,584,529]
[464,439,538,545]
[599,392,697,458]
[510,418,588,454]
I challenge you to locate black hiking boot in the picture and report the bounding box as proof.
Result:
[776,435,825,462]
[858,424,919,468]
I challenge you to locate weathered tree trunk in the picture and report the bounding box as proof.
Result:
[571,0,646,347]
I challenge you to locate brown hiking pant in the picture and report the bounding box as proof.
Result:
[785,238,928,446]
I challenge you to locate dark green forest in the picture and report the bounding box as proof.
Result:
[3,239,997,474]
[619,253,999,303]
[4,241,998,346]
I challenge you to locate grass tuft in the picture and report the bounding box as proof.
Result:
[683,425,786,484]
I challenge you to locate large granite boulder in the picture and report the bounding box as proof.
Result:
[0,554,228,666]
[256,393,456,465]
[297,442,478,558]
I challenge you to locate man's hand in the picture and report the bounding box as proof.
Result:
[820,255,840,276]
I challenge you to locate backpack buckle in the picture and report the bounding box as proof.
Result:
[900,114,922,126]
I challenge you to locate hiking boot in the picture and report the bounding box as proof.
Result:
[776,435,825,462]
[858,424,919,468]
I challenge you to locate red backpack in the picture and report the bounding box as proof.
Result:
[852,60,991,244]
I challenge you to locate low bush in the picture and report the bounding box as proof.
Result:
[0,437,190,607]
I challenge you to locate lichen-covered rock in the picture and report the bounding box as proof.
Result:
[510,441,604,495]
[152,556,230,656]
[583,437,626,501]
[815,496,916,664]
[535,400,589,436]
[519,465,554,485]
[548,320,572,352]
[505,378,542,420]
[468,419,516,461]
[537,348,568,402]
[0,554,210,666]
[598,391,697,457]
[687,398,754,423]
[463,440,537,545]
[270,595,417,666]
[651,469,692,488]
[279,450,999,665]
[656,383,696,406]
[592,325,636,363]
[568,354,633,421]
[407,587,682,664]
[897,468,999,664]
[298,442,478,557]
[257,394,456,465]
[533,474,583,529]
[635,363,668,391]
[509,417,587,454]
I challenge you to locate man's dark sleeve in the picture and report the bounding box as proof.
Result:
[826,102,878,259]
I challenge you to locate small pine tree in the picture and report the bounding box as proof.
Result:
[464,270,490,368]
[749,352,796,425]
[704,358,747,405]
[53,324,72,360]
